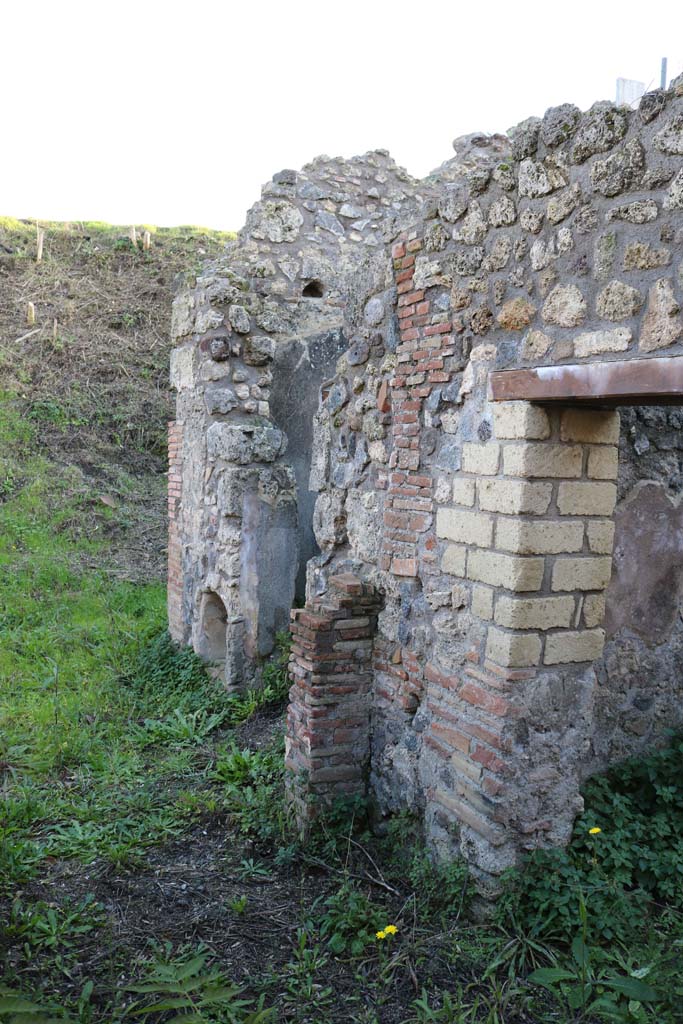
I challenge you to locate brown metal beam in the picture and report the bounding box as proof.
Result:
[488,356,683,407]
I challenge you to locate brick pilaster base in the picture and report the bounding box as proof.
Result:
[285,574,383,825]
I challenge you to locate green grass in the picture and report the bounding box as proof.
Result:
[0,397,165,776]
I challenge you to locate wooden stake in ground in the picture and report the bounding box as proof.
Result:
[36,226,45,263]
[129,226,138,248]
[26,302,36,326]
[142,230,151,251]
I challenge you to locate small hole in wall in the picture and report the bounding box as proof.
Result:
[302,280,324,299]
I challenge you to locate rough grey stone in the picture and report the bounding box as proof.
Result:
[228,304,251,334]
[250,200,304,243]
[518,159,554,198]
[492,162,516,191]
[546,184,582,225]
[243,335,274,365]
[590,139,645,197]
[364,297,385,325]
[540,103,581,147]
[449,246,485,276]
[654,113,683,155]
[542,284,587,326]
[664,168,683,210]
[596,280,644,321]
[639,89,666,124]
[205,387,238,415]
[519,206,544,234]
[315,211,345,236]
[639,279,682,352]
[488,195,516,227]
[207,422,287,465]
[570,103,628,163]
[346,338,371,366]
[509,117,541,160]
[607,199,658,224]
[438,184,469,223]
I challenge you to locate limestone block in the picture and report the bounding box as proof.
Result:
[503,443,583,479]
[557,482,617,516]
[171,292,196,340]
[596,280,643,321]
[486,626,542,667]
[606,199,658,224]
[587,520,615,554]
[546,184,582,224]
[551,557,613,592]
[639,279,682,352]
[496,518,584,554]
[471,585,494,620]
[560,409,620,444]
[441,544,467,577]
[467,549,545,591]
[206,422,287,465]
[436,508,494,548]
[170,346,195,390]
[479,479,552,515]
[654,113,683,155]
[452,479,476,507]
[492,402,550,440]
[497,298,536,330]
[583,593,606,628]
[462,443,500,475]
[495,595,575,630]
[663,168,683,210]
[623,242,671,271]
[587,446,618,480]
[544,629,605,664]
[521,329,552,361]
[518,159,554,198]
[488,195,517,227]
[542,284,587,327]
[573,328,631,358]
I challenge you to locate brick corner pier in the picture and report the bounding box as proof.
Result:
[285,574,382,825]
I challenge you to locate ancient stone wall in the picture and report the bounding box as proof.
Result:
[171,78,683,886]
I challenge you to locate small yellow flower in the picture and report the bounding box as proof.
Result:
[376,930,386,940]
[589,827,602,835]
[384,924,398,935]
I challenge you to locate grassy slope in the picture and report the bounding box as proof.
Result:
[0,220,682,1024]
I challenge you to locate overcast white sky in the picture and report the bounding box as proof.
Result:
[2,1,681,231]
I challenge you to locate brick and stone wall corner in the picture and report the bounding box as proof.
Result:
[167,420,185,642]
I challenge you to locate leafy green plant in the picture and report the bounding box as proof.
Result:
[0,828,44,893]
[529,936,658,1020]
[229,895,248,915]
[0,987,75,1022]
[236,857,272,881]
[497,734,683,945]
[315,879,384,956]
[219,738,287,843]
[408,987,475,1023]
[280,929,333,1014]
[126,943,273,1023]
[8,895,103,952]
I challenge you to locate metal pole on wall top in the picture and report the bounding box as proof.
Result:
[661,58,668,90]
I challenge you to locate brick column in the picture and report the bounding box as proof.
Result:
[425,401,619,876]
[285,574,383,825]
[167,421,185,642]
